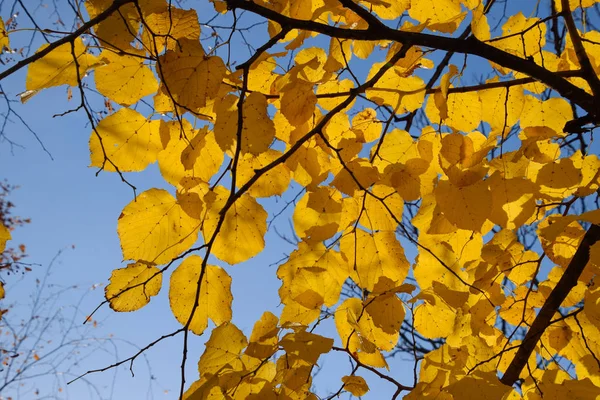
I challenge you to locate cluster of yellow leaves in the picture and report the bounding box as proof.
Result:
[19,0,600,398]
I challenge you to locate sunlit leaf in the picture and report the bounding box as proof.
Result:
[106,262,162,311]
[169,256,232,335]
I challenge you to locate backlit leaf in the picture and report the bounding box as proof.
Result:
[95,50,158,105]
[106,262,162,311]
[169,256,232,335]
[26,38,98,92]
[118,188,199,264]
[89,108,163,172]
[198,322,247,376]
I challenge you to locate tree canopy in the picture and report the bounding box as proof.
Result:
[2,0,600,398]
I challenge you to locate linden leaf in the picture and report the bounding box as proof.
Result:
[536,158,583,199]
[89,108,163,172]
[408,0,465,33]
[413,291,456,339]
[105,262,162,312]
[334,298,388,368]
[492,13,547,58]
[280,330,333,364]
[169,256,232,335]
[198,322,247,376]
[445,372,513,400]
[366,65,425,112]
[435,178,492,232]
[425,90,482,132]
[214,92,276,155]
[0,17,9,51]
[342,375,369,397]
[280,80,317,126]
[118,188,199,264]
[316,78,354,111]
[26,37,98,92]
[245,311,279,359]
[237,150,291,198]
[202,186,267,265]
[158,121,224,186]
[520,96,573,136]
[95,50,158,106]
[85,0,138,49]
[340,229,409,292]
[293,187,342,243]
[159,40,226,111]
[278,241,350,310]
[0,223,10,253]
[143,8,200,54]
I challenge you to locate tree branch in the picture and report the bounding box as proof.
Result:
[561,0,600,96]
[224,0,597,114]
[0,0,135,82]
[500,224,600,386]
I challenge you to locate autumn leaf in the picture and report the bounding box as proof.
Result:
[169,256,232,335]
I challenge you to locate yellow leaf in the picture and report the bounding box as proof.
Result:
[85,0,138,49]
[331,158,380,196]
[247,52,281,93]
[536,158,583,199]
[158,121,224,186]
[414,291,456,339]
[0,17,9,51]
[520,96,573,136]
[278,241,350,309]
[280,80,317,126]
[366,65,425,112]
[445,372,513,400]
[324,38,352,72]
[471,2,490,41]
[372,128,420,170]
[26,37,98,92]
[202,186,267,265]
[487,173,537,230]
[0,223,10,253]
[294,47,328,83]
[341,185,404,232]
[245,312,279,359]
[340,229,409,292]
[361,0,409,20]
[491,13,547,58]
[334,298,388,368]
[169,256,232,335]
[316,78,354,111]
[280,300,321,326]
[159,40,226,111]
[118,188,199,264]
[435,178,492,232]
[89,108,163,172]
[0,281,4,300]
[425,90,482,132]
[543,323,572,353]
[342,375,369,396]
[143,8,200,54]
[408,0,465,33]
[214,92,275,155]
[351,108,381,143]
[95,50,158,106]
[237,150,291,197]
[198,322,247,376]
[280,330,333,364]
[293,187,341,243]
[479,84,525,135]
[105,262,162,311]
